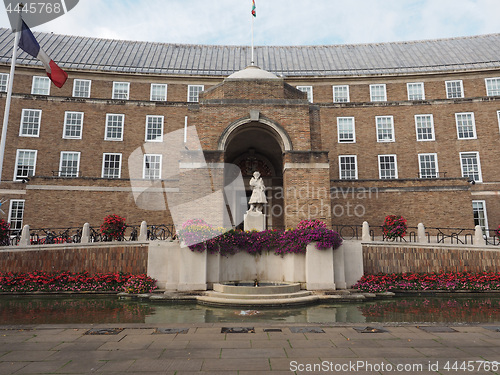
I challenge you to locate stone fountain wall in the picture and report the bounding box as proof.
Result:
[147,240,363,291]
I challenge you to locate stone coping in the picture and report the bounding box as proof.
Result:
[0,241,149,251]
[366,240,500,250]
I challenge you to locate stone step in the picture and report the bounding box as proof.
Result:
[203,290,312,300]
[213,282,301,295]
[197,294,320,307]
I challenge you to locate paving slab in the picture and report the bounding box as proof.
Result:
[11,360,67,374]
[221,348,286,359]
[1,323,500,374]
[0,361,29,375]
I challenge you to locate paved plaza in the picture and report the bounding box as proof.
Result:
[0,323,499,374]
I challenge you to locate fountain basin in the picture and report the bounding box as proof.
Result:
[198,281,315,307]
[213,281,301,295]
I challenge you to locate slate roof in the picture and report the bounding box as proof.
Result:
[0,27,499,77]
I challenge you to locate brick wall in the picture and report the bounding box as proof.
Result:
[363,243,500,274]
[0,243,148,274]
[331,178,472,228]
[23,177,175,228]
[0,65,499,231]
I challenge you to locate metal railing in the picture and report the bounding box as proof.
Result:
[1,222,498,247]
[332,224,363,240]
[147,224,176,241]
[368,225,499,246]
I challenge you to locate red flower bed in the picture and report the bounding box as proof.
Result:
[0,271,157,293]
[354,272,500,293]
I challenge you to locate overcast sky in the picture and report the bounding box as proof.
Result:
[0,0,499,46]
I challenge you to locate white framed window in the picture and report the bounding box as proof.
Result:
[143,154,162,180]
[150,83,167,101]
[446,80,464,99]
[485,78,500,96]
[8,199,25,231]
[472,200,489,235]
[337,117,356,143]
[455,112,476,139]
[105,114,124,141]
[370,84,387,102]
[73,79,91,98]
[19,109,42,137]
[418,153,439,179]
[296,86,313,102]
[376,116,395,142]
[407,82,425,100]
[378,154,398,179]
[332,85,349,103]
[0,73,9,92]
[497,111,500,134]
[102,153,122,179]
[188,85,204,102]
[339,155,358,180]
[59,152,80,177]
[415,114,435,141]
[31,76,50,95]
[63,111,84,139]
[112,82,130,100]
[14,149,37,181]
[460,152,482,183]
[145,115,164,142]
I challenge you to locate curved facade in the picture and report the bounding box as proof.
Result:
[0,28,499,234]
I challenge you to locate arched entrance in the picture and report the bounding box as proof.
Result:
[221,120,287,229]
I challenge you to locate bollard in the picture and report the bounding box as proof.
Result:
[139,221,148,242]
[81,223,90,244]
[19,225,30,247]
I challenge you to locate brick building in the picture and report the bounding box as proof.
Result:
[0,28,499,233]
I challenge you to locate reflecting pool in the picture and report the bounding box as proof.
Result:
[0,295,499,325]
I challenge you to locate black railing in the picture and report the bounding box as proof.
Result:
[29,227,83,245]
[332,224,363,240]
[486,236,500,246]
[88,225,139,242]
[3,229,21,246]
[147,224,176,241]
[432,227,475,245]
[1,223,498,247]
[368,225,500,246]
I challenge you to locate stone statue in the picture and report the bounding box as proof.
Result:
[248,171,267,213]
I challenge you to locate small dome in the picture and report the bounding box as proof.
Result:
[226,65,280,80]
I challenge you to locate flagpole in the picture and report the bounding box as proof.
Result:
[251,14,254,65]
[0,5,23,184]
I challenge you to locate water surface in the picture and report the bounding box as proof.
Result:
[1,295,499,324]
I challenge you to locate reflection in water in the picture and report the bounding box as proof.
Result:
[0,296,499,324]
[0,296,155,324]
[359,297,500,323]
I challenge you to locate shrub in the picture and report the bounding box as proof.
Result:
[177,219,227,251]
[179,221,342,256]
[100,214,126,240]
[0,219,10,246]
[382,215,407,240]
[297,219,327,230]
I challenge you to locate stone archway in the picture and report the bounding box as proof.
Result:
[221,119,288,229]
